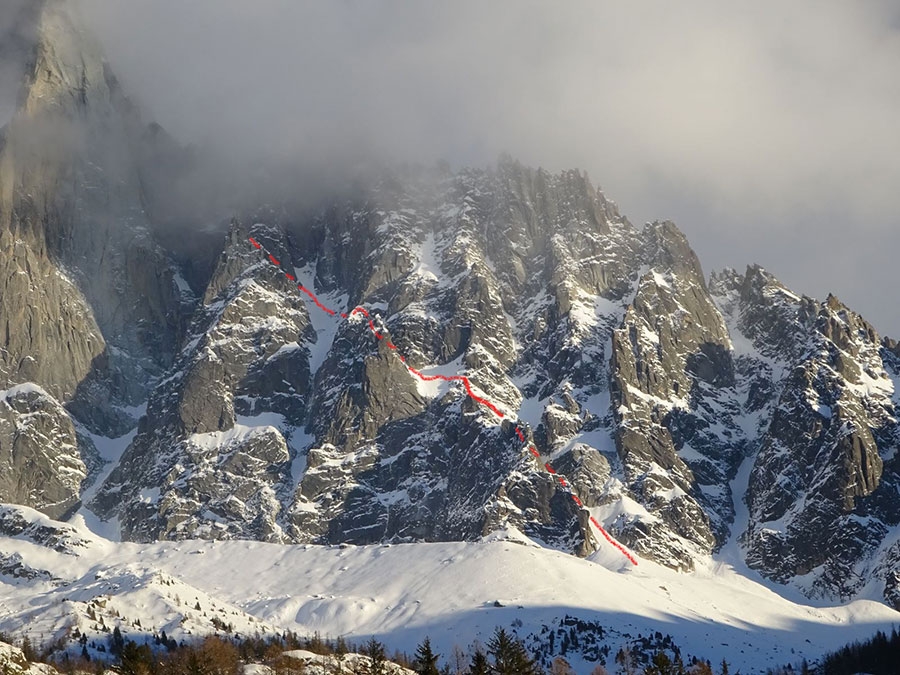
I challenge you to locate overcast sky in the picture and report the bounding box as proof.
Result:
[74,0,900,337]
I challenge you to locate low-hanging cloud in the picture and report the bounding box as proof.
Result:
[71,0,900,336]
[0,0,39,126]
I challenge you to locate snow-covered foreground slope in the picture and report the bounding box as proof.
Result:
[1,507,897,672]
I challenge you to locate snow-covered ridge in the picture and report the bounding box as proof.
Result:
[1,506,898,673]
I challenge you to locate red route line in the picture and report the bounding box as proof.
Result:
[247,236,637,566]
[299,284,336,316]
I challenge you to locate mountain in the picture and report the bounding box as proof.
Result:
[711,269,900,604]
[1,503,898,673]
[0,0,898,642]
[0,0,164,519]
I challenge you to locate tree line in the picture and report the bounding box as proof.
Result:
[817,627,900,675]
[8,622,898,674]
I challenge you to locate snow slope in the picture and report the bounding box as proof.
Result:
[1,507,897,673]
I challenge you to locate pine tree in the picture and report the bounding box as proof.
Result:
[119,641,153,675]
[469,650,490,675]
[487,628,516,674]
[364,637,387,675]
[645,652,676,675]
[487,628,540,675]
[414,637,440,675]
[111,625,125,656]
[334,635,348,674]
[720,659,729,675]
[20,637,36,662]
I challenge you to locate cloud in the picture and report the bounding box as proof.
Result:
[70,0,900,335]
[0,0,38,126]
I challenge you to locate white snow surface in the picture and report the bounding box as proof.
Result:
[411,231,441,283]
[412,356,465,399]
[293,262,348,375]
[187,422,275,451]
[281,649,414,675]
[1,509,897,672]
[0,382,54,399]
[69,424,137,542]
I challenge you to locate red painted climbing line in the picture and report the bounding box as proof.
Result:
[591,517,638,566]
[298,284,336,316]
[248,237,637,566]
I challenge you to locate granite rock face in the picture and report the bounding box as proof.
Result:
[0,1,183,398]
[609,224,740,570]
[712,268,900,607]
[90,223,314,542]
[0,1,188,516]
[0,384,87,519]
[738,291,898,602]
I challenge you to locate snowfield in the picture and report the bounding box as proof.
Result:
[1,506,898,673]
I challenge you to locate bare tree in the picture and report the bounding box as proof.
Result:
[550,656,575,675]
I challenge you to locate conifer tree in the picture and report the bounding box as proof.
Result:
[414,637,440,675]
[469,649,490,675]
[20,636,36,662]
[111,625,125,656]
[487,628,540,675]
[334,635,348,674]
[645,652,676,675]
[364,637,387,675]
[119,641,153,675]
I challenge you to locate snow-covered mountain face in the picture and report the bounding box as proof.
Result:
[1,504,899,674]
[0,0,898,619]
[710,270,900,605]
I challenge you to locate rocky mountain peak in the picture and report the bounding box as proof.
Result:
[884,336,900,359]
[0,1,189,521]
[707,266,742,295]
[0,0,185,404]
[22,0,118,116]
